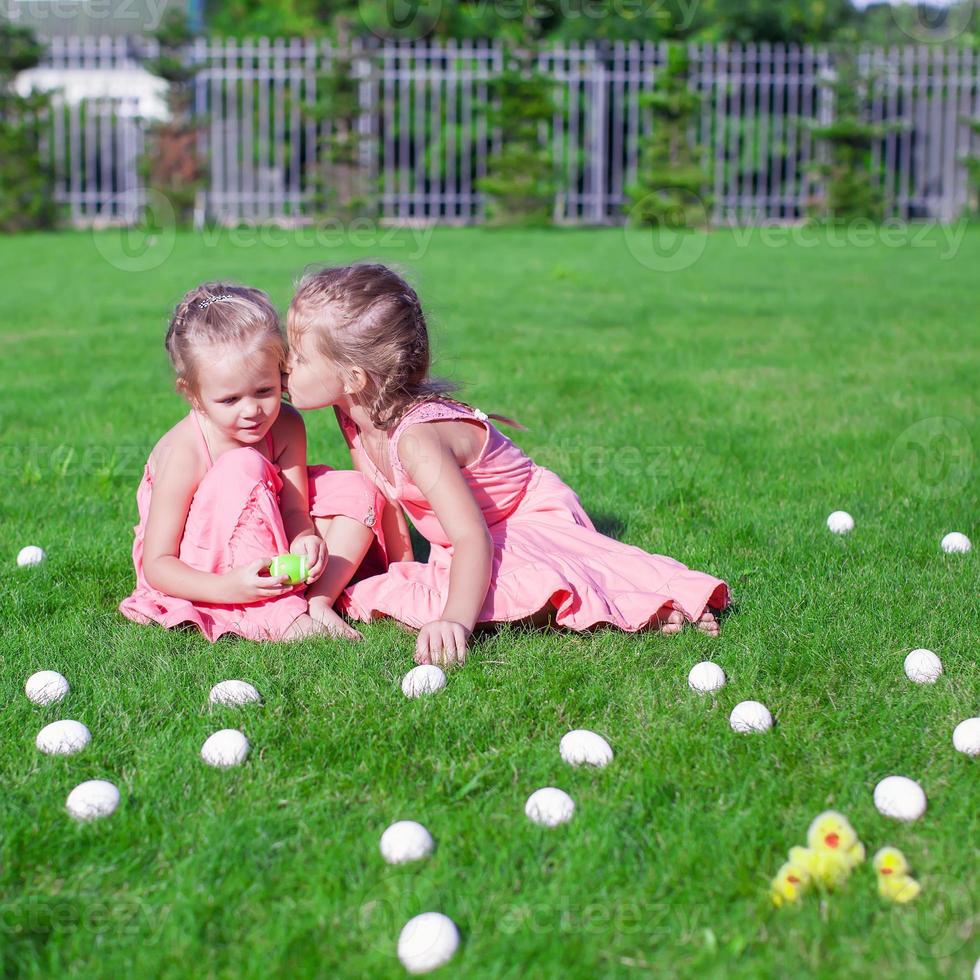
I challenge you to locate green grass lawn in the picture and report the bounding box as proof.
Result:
[1,223,977,978]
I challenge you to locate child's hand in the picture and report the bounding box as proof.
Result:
[291,533,327,583]
[414,620,471,667]
[225,559,292,603]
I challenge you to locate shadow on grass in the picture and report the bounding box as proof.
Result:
[591,513,626,540]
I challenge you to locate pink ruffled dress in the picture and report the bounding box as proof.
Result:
[119,411,385,642]
[339,400,730,631]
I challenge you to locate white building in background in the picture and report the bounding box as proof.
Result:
[14,65,170,119]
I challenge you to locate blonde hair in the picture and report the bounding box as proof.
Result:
[287,263,457,431]
[165,282,287,397]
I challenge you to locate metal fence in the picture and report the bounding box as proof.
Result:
[35,36,980,225]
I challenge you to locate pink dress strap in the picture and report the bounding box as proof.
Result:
[388,399,489,493]
[190,411,213,467]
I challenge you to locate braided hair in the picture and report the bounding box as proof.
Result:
[288,263,455,431]
[165,282,286,397]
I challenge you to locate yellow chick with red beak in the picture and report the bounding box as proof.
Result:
[802,811,866,889]
[770,857,812,907]
[873,847,921,903]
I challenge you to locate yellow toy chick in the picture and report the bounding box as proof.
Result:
[771,858,812,908]
[804,811,866,889]
[873,847,921,903]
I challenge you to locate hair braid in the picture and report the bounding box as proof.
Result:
[164,282,286,396]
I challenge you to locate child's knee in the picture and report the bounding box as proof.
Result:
[208,447,276,485]
[309,467,385,529]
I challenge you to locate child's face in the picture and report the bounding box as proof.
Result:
[284,330,347,411]
[193,345,282,445]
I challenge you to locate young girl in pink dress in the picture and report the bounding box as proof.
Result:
[285,264,730,665]
[119,282,385,642]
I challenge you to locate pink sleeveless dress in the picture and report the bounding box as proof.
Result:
[339,400,730,631]
[119,411,385,642]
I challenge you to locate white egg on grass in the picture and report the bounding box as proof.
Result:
[17,545,46,567]
[209,680,261,707]
[874,775,927,822]
[380,821,434,865]
[559,730,613,768]
[25,670,69,705]
[826,511,854,535]
[36,720,91,755]
[397,912,460,975]
[200,729,250,768]
[940,531,971,554]
[66,780,120,821]
[952,718,980,757]
[729,700,773,733]
[903,649,943,684]
[525,787,575,827]
[688,661,726,694]
[401,665,446,699]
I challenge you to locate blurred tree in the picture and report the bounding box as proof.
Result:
[699,0,856,43]
[0,20,56,231]
[806,48,889,222]
[307,19,377,218]
[477,42,558,224]
[143,10,205,226]
[624,44,709,227]
[550,0,710,41]
[204,0,322,37]
[963,117,980,218]
[200,0,974,43]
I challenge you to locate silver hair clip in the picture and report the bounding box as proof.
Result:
[197,294,235,310]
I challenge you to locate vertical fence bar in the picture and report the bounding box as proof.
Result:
[883,46,899,216]
[587,45,606,223]
[446,38,458,222]
[953,47,975,218]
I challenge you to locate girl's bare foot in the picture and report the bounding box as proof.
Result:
[657,609,685,635]
[308,603,363,641]
[284,608,362,641]
[693,610,720,637]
